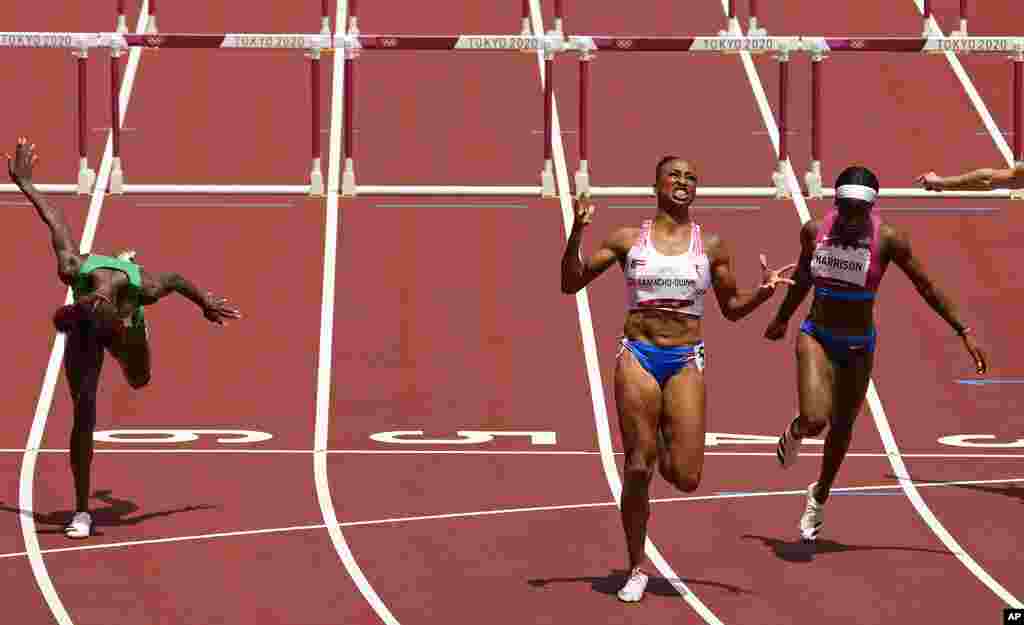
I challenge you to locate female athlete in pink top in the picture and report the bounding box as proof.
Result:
[561,155,796,602]
[765,165,988,542]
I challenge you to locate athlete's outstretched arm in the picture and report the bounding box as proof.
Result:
[765,221,816,339]
[916,162,1024,191]
[139,271,242,325]
[707,234,795,322]
[6,138,82,284]
[561,195,628,294]
[887,225,987,373]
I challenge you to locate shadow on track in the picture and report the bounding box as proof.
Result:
[742,534,953,563]
[0,489,219,536]
[527,570,752,598]
[884,474,1024,504]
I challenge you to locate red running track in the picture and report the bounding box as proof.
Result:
[1,0,1022,624]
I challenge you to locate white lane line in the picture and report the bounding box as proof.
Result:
[314,2,400,624]
[3,448,1024,458]
[528,2,724,622]
[2,475,1019,562]
[912,4,1015,166]
[18,6,152,625]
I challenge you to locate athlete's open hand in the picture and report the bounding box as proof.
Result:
[573,193,594,230]
[758,254,796,294]
[961,331,988,374]
[914,171,943,191]
[202,292,242,326]
[5,137,39,184]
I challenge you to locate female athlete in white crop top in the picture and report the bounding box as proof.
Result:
[561,156,796,603]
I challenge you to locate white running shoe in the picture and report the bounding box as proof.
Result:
[799,483,825,541]
[64,511,92,539]
[617,567,649,603]
[116,249,137,263]
[776,417,803,469]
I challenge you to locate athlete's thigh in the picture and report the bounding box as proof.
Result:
[614,348,662,460]
[65,327,104,401]
[796,332,835,420]
[659,365,706,474]
[832,350,874,423]
[108,324,151,384]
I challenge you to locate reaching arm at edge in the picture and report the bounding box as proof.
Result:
[930,163,1024,191]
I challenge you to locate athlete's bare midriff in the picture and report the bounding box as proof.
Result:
[807,297,875,336]
[623,309,703,347]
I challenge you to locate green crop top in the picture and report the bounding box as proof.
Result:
[72,254,146,328]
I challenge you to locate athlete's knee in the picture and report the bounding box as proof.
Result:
[662,466,701,493]
[798,413,829,438]
[125,366,151,389]
[623,448,657,483]
[827,414,856,437]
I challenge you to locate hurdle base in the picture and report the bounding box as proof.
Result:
[574,160,591,197]
[541,160,556,198]
[109,158,124,195]
[77,159,96,195]
[341,158,357,197]
[309,158,324,197]
[772,163,791,199]
[804,161,823,199]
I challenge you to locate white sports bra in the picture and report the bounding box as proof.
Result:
[624,219,711,318]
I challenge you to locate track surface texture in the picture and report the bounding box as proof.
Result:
[1,1,1021,624]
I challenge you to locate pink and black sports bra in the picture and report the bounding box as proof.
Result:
[809,209,883,301]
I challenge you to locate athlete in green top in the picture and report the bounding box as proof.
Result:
[7,137,242,539]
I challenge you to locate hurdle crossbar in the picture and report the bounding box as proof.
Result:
[337,34,565,198]
[0,31,1018,199]
[1,33,1021,54]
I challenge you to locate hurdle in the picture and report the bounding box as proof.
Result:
[566,35,1024,200]
[104,33,331,195]
[569,35,799,199]
[801,36,1024,199]
[336,33,566,198]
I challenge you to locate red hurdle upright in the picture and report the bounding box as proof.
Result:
[1015,53,1022,163]
[75,44,96,193]
[309,46,324,196]
[109,43,124,193]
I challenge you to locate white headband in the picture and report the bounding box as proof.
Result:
[836,184,877,203]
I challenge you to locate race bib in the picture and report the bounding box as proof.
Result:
[811,244,870,287]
